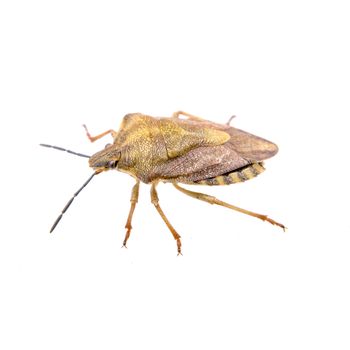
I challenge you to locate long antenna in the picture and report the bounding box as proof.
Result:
[50,172,98,233]
[40,144,90,158]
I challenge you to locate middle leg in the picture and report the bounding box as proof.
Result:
[150,182,182,255]
[171,111,205,121]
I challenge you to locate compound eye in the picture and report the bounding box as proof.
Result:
[105,143,111,149]
[108,160,117,169]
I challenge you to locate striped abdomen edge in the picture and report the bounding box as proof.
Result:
[195,162,265,186]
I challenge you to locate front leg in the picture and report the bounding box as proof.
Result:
[122,180,140,247]
[82,124,117,143]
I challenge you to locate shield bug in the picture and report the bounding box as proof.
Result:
[41,111,285,255]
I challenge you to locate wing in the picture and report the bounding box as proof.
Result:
[226,127,278,161]
[158,117,230,159]
[152,143,247,182]
[151,120,278,183]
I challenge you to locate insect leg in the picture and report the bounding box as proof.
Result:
[226,115,236,125]
[82,124,117,143]
[173,183,286,231]
[171,111,204,121]
[122,180,140,248]
[150,182,182,255]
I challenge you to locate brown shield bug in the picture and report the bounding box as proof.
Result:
[41,111,285,255]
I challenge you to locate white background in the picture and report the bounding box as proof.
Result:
[1,1,349,349]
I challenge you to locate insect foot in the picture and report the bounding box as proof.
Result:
[263,217,286,231]
[176,239,183,256]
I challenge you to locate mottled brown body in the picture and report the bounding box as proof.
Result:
[45,111,285,255]
[89,113,277,185]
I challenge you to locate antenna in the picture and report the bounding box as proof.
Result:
[40,144,90,158]
[49,172,98,233]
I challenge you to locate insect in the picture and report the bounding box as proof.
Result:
[41,111,285,255]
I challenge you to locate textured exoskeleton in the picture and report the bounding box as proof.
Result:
[45,111,285,255]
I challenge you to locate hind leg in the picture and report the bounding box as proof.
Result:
[173,183,286,230]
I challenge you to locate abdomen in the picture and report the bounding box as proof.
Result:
[193,162,265,186]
